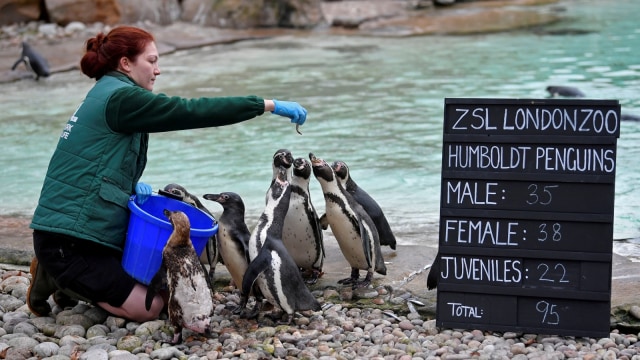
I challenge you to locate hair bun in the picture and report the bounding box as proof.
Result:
[86,33,106,52]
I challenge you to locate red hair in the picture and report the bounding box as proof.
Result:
[80,26,155,80]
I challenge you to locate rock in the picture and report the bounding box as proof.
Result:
[80,348,109,360]
[33,341,60,358]
[54,324,87,338]
[12,321,38,336]
[116,335,142,352]
[321,0,407,28]
[5,334,39,351]
[0,0,40,26]
[0,294,26,312]
[45,0,121,26]
[108,350,139,360]
[181,0,324,29]
[56,313,94,330]
[117,0,181,25]
[85,323,110,338]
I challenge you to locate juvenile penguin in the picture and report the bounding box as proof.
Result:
[282,157,325,284]
[332,160,397,250]
[310,153,386,288]
[266,149,294,203]
[163,183,219,283]
[11,41,50,80]
[240,166,321,323]
[145,210,215,344]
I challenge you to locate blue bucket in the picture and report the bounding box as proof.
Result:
[122,193,218,285]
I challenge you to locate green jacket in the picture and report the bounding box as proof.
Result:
[31,71,265,251]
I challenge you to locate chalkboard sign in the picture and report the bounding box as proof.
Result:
[436,98,619,338]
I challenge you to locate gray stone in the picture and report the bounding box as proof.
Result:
[117,335,143,352]
[33,341,60,358]
[79,348,108,360]
[54,324,86,338]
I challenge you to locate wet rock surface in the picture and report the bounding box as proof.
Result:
[0,0,565,83]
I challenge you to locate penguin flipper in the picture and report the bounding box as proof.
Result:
[426,254,440,290]
[376,217,397,250]
[319,213,329,230]
[311,212,325,259]
[358,217,372,270]
[204,234,217,282]
[11,57,26,71]
[241,249,271,297]
[145,264,167,311]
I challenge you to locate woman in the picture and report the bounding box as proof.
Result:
[27,26,307,322]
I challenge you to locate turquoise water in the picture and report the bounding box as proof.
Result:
[1,0,638,258]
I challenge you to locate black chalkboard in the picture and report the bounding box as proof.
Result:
[436,98,619,338]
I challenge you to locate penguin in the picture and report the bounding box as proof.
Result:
[331,160,397,250]
[282,157,325,284]
[426,255,439,290]
[11,41,50,80]
[266,149,294,204]
[545,85,585,98]
[163,183,219,284]
[240,166,321,323]
[309,153,386,288]
[145,209,215,344]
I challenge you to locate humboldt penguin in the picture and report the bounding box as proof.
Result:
[202,192,249,289]
[332,160,397,250]
[240,166,321,323]
[163,183,219,284]
[145,210,215,344]
[426,255,439,290]
[309,153,386,288]
[203,192,264,316]
[11,41,50,80]
[545,85,585,98]
[282,157,325,284]
[266,149,294,204]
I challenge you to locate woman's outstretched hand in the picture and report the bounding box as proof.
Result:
[271,99,307,125]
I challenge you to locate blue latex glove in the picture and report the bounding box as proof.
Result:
[135,182,152,204]
[271,100,307,125]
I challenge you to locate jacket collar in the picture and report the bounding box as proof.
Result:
[105,71,138,86]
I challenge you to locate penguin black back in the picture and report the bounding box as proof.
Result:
[11,41,50,80]
[332,160,397,250]
[241,166,321,322]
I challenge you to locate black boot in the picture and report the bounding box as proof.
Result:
[53,289,79,309]
[26,257,57,316]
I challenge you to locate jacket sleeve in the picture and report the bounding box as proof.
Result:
[105,86,266,133]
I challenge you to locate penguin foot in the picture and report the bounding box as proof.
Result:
[337,277,357,285]
[234,297,262,319]
[170,327,183,344]
[338,268,360,285]
[353,271,374,289]
[235,306,260,320]
[304,269,324,285]
[265,310,292,325]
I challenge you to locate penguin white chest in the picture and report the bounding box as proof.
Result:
[325,203,368,269]
[170,261,214,332]
[282,196,316,266]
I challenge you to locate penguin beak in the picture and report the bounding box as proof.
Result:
[309,153,325,166]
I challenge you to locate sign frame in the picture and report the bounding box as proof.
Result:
[435,98,619,338]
